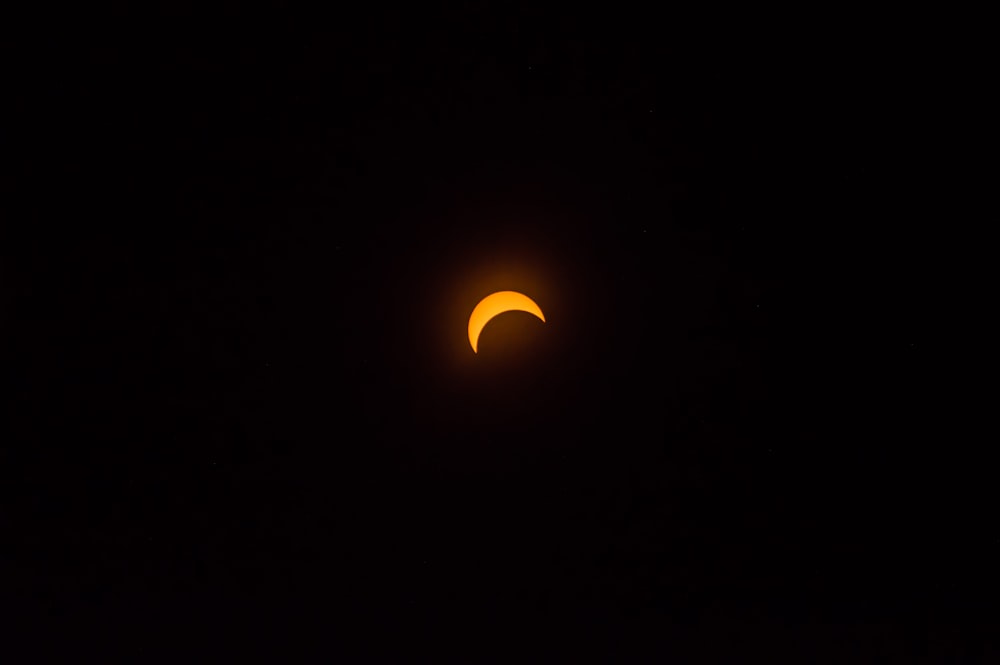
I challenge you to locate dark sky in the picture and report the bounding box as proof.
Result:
[3,6,984,662]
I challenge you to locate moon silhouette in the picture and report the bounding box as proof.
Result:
[468,291,546,353]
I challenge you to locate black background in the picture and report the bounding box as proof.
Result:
[2,5,987,662]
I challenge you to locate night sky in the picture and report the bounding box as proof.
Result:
[3,6,986,662]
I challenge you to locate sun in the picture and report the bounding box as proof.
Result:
[468,291,546,353]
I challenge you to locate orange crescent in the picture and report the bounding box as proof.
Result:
[468,291,546,353]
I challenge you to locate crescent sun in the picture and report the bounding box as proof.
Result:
[468,291,546,353]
